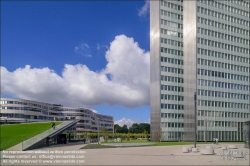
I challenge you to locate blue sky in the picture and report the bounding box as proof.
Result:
[1,1,150,126]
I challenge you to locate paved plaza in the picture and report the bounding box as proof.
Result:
[1,142,249,165]
[83,143,249,165]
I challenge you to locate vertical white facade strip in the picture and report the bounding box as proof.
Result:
[150,0,161,141]
[183,0,197,141]
[152,0,184,141]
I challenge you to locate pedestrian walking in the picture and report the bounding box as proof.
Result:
[213,138,216,144]
[52,122,55,129]
[215,138,219,145]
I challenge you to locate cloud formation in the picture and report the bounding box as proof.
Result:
[115,118,141,128]
[1,35,150,108]
[138,0,149,17]
[97,43,108,50]
[75,42,91,57]
[90,109,98,113]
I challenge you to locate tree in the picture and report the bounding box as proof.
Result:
[114,124,123,133]
[143,130,148,138]
[119,133,126,141]
[121,125,128,134]
[134,133,140,139]
[82,132,87,139]
[115,123,150,134]
[86,132,91,140]
[101,127,109,142]
[139,123,150,134]
[128,123,150,134]
[126,132,131,141]
[109,133,115,139]
[129,123,140,133]
[116,133,122,139]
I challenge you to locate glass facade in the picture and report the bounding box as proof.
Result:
[196,0,249,142]
[150,0,250,141]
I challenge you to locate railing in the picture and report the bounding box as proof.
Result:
[22,120,77,150]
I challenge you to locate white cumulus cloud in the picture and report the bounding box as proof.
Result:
[90,109,98,113]
[115,118,141,128]
[138,0,149,17]
[1,35,150,108]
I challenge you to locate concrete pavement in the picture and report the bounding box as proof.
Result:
[1,143,249,165]
[83,143,249,165]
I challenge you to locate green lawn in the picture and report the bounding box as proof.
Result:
[102,141,198,146]
[101,140,244,146]
[154,141,244,146]
[103,140,149,144]
[0,122,61,150]
[154,141,204,146]
[81,144,118,149]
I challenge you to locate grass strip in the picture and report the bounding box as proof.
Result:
[0,122,61,150]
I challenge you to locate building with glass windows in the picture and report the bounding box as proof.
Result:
[0,98,114,133]
[150,0,250,141]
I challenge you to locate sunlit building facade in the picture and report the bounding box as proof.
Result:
[150,0,250,141]
[0,98,114,133]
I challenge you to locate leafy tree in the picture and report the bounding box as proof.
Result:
[143,130,148,138]
[140,123,150,134]
[86,132,90,140]
[70,132,76,137]
[101,127,109,142]
[129,123,140,133]
[114,123,150,135]
[134,133,140,139]
[121,125,128,134]
[114,124,128,133]
[114,124,123,133]
[109,133,115,139]
[119,133,126,141]
[82,132,87,139]
[126,132,131,141]
[128,123,150,134]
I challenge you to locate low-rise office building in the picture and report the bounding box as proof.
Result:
[0,98,114,133]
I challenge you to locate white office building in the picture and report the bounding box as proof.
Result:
[0,98,114,133]
[150,0,250,141]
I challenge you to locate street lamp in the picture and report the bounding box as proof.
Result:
[194,92,197,148]
[205,119,207,144]
[97,117,99,144]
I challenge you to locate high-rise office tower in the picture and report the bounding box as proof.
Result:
[150,0,250,141]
